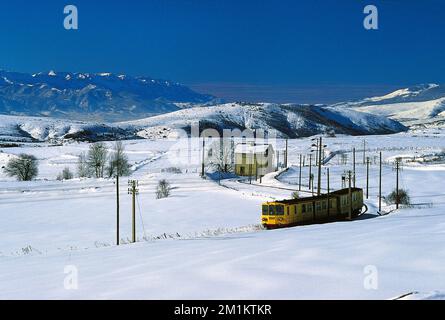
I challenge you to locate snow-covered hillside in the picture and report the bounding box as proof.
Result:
[332,84,445,126]
[0,70,216,121]
[121,102,407,139]
[0,103,407,142]
[0,114,131,142]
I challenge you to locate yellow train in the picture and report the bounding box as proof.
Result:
[262,188,364,229]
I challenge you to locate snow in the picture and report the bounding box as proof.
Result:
[1,129,445,299]
[352,98,445,122]
[332,84,445,128]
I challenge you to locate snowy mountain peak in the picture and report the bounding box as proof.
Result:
[0,70,217,121]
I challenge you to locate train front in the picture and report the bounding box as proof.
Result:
[261,202,285,229]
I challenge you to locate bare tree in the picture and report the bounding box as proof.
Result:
[206,139,234,173]
[87,142,108,178]
[4,154,38,181]
[57,167,74,181]
[107,141,130,177]
[77,152,90,178]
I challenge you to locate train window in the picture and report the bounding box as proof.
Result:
[322,201,327,210]
[302,204,306,213]
[316,202,321,211]
[276,205,284,215]
[308,204,312,212]
[262,205,268,215]
[269,206,275,215]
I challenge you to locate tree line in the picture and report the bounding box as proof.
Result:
[3,141,130,181]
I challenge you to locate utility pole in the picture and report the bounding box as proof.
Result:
[255,156,258,182]
[394,157,402,210]
[315,139,319,166]
[116,175,120,246]
[299,154,302,191]
[353,147,356,187]
[308,154,312,189]
[276,151,280,171]
[327,168,330,217]
[285,139,288,168]
[128,180,139,243]
[317,137,322,196]
[363,139,366,165]
[348,170,352,220]
[379,152,382,212]
[366,157,370,199]
[201,138,205,177]
[311,174,314,195]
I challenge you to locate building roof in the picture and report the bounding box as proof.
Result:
[234,143,272,154]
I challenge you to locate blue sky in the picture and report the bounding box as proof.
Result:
[0,0,444,103]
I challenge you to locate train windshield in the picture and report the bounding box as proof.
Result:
[264,205,284,216]
[262,205,268,215]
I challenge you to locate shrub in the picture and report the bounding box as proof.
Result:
[4,154,38,181]
[57,167,74,181]
[386,188,411,206]
[156,179,171,199]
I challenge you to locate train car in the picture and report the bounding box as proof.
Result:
[261,188,364,229]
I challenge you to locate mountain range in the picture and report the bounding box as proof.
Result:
[333,83,445,127]
[0,70,216,122]
[2,70,445,142]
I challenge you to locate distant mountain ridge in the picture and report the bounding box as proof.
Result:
[121,102,407,139]
[0,103,407,142]
[0,70,216,122]
[332,84,445,125]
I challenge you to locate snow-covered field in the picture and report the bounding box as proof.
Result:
[1,129,445,299]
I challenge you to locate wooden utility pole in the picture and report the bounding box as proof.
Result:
[201,138,205,177]
[276,151,280,170]
[128,180,139,243]
[394,157,402,209]
[327,168,330,217]
[317,137,322,196]
[249,161,252,184]
[285,139,288,168]
[348,170,352,220]
[366,157,370,199]
[116,175,120,246]
[311,174,314,195]
[353,147,356,187]
[379,152,382,212]
[363,139,366,165]
[308,154,312,189]
[255,157,258,182]
[299,154,302,191]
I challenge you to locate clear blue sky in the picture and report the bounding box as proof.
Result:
[0,0,444,103]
